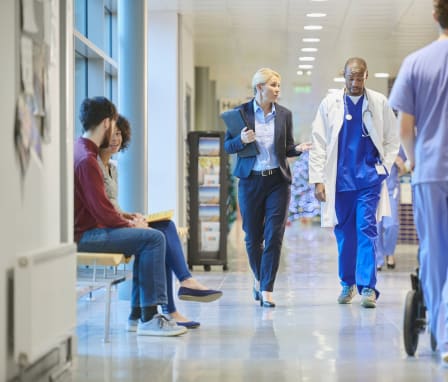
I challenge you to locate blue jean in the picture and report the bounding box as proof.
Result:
[334,184,381,297]
[77,227,167,308]
[149,220,192,314]
[238,172,290,292]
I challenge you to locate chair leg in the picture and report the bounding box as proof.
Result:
[104,283,112,343]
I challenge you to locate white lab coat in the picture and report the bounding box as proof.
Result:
[309,88,400,227]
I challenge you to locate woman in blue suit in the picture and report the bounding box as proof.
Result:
[224,67,311,307]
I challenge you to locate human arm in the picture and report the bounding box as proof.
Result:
[398,111,416,171]
[308,100,328,185]
[76,157,130,228]
[381,101,400,174]
[314,183,326,202]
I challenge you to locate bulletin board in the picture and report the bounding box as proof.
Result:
[15,0,56,176]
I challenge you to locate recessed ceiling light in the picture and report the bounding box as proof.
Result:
[306,13,327,18]
[304,25,323,30]
[333,77,345,83]
[297,70,304,75]
[298,64,313,69]
[374,72,390,78]
[302,38,320,43]
[306,71,312,76]
[299,56,315,61]
[301,47,318,52]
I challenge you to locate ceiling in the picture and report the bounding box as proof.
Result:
[149,0,438,137]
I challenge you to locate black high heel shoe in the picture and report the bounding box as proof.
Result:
[386,255,396,269]
[260,296,276,308]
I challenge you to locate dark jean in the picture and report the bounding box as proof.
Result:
[78,227,167,307]
[238,172,290,292]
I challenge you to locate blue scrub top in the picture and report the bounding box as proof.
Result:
[336,95,385,192]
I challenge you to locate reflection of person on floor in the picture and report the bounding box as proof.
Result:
[388,0,448,366]
[376,146,407,271]
[98,114,222,329]
[309,57,399,309]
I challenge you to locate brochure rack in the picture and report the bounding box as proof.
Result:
[187,131,228,271]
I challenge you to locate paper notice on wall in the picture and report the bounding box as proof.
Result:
[20,35,34,95]
[22,0,39,34]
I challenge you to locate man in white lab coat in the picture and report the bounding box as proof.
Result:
[309,57,399,308]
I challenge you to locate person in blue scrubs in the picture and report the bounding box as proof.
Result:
[309,57,399,309]
[376,146,407,271]
[389,0,448,365]
[224,68,311,307]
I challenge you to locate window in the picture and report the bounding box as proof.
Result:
[73,0,118,137]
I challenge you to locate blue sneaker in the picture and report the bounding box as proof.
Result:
[337,285,356,304]
[360,287,376,308]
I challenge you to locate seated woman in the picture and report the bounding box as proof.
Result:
[98,114,222,329]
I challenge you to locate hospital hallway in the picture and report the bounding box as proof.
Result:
[73,219,447,382]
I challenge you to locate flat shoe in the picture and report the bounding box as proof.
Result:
[260,298,276,308]
[176,320,200,329]
[178,286,223,302]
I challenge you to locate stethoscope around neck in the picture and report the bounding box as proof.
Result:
[343,89,373,138]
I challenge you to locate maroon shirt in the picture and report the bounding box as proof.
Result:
[74,137,130,242]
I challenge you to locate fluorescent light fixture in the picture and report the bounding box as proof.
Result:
[306,71,312,76]
[333,77,345,83]
[298,64,313,69]
[299,56,315,61]
[374,72,390,78]
[301,47,318,52]
[304,25,323,30]
[296,70,304,75]
[306,13,327,18]
[302,38,320,43]
[311,0,328,2]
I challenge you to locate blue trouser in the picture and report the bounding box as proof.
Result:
[376,181,400,266]
[238,172,290,292]
[413,182,448,346]
[334,184,381,296]
[149,220,192,314]
[78,227,167,307]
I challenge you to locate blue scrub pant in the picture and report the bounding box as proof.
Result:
[413,182,448,346]
[376,182,400,266]
[334,183,381,296]
[238,172,290,292]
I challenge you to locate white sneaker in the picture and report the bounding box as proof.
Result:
[137,314,187,337]
[360,287,376,308]
[337,285,357,304]
[126,319,138,332]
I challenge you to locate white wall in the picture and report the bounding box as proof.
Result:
[0,0,73,378]
[147,12,180,218]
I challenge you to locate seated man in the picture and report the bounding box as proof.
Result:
[74,96,185,337]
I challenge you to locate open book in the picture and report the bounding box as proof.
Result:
[146,209,174,223]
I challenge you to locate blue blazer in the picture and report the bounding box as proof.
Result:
[224,99,302,183]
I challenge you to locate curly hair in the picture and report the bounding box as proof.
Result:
[116,114,131,152]
[434,0,448,29]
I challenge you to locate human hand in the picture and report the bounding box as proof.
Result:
[241,127,256,144]
[131,215,147,228]
[296,142,312,152]
[314,183,326,202]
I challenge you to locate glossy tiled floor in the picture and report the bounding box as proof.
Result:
[73,220,448,382]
